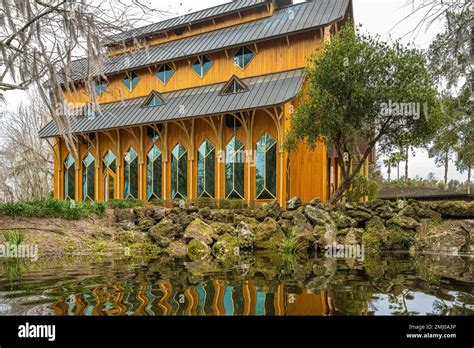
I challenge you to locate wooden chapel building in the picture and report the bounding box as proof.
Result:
[39,0,359,207]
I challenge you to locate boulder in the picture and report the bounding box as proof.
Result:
[387,215,420,230]
[309,197,321,205]
[210,209,234,223]
[198,206,212,219]
[137,217,156,231]
[416,220,471,253]
[118,221,135,231]
[363,216,416,251]
[313,224,337,247]
[167,240,188,258]
[149,218,180,247]
[236,221,255,249]
[304,205,334,226]
[114,208,136,223]
[287,196,302,210]
[254,217,285,249]
[345,209,372,223]
[337,227,363,245]
[183,218,216,245]
[210,222,236,237]
[255,202,281,221]
[171,211,193,230]
[212,233,240,258]
[187,239,211,260]
[330,211,357,228]
[134,207,153,219]
[430,201,474,219]
[152,207,170,222]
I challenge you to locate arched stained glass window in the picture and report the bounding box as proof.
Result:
[225,136,245,199]
[147,145,162,201]
[124,147,139,199]
[171,143,187,199]
[256,132,277,200]
[82,152,95,201]
[103,150,116,200]
[64,154,75,200]
[197,140,215,198]
[192,55,213,78]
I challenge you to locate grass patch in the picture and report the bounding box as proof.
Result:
[4,230,26,246]
[105,199,143,209]
[281,234,306,255]
[0,198,106,220]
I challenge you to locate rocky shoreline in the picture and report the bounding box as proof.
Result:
[114,198,474,259]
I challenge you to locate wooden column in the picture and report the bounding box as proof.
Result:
[94,132,101,201]
[74,140,81,201]
[57,138,63,200]
[116,129,122,199]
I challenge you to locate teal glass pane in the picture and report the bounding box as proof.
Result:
[124,148,139,199]
[95,84,107,96]
[256,133,276,199]
[243,47,254,67]
[171,144,187,199]
[64,154,75,169]
[197,140,215,198]
[225,137,244,199]
[147,146,162,201]
[156,64,174,84]
[64,155,75,200]
[147,95,162,107]
[82,153,95,201]
[192,56,212,77]
[123,72,140,91]
[103,150,116,168]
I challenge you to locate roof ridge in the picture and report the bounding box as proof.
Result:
[104,0,271,45]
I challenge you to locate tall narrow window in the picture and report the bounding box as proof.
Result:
[64,154,75,200]
[171,143,187,199]
[256,132,277,200]
[82,152,95,201]
[233,46,254,69]
[103,150,116,201]
[192,55,213,78]
[123,72,140,92]
[124,147,139,199]
[197,139,215,198]
[225,136,245,199]
[147,145,162,201]
[156,64,174,84]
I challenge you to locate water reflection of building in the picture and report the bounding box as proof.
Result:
[50,281,333,316]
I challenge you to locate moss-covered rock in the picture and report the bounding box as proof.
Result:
[210,222,236,237]
[337,227,363,245]
[304,205,334,226]
[236,221,255,249]
[416,219,470,253]
[167,240,188,258]
[430,201,474,218]
[183,218,216,245]
[255,202,281,221]
[187,239,211,260]
[149,218,180,247]
[212,233,239,258]
[254,217,285,249]
[330,211,358,228]
[114,208,136,222]
[387,215,420,230]
[345,209,372,223]
[137,217,155,231]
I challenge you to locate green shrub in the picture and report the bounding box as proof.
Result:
[347,174,380,202]
[105,199,143,209]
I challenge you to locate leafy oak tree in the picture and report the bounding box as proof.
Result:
[285,25,442,203]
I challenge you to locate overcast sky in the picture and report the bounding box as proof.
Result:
[1,0,465,182]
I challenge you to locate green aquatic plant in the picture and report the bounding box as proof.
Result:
[4,230,26,246]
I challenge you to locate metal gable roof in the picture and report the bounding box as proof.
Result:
[61,0,349,83]
[39,69,305,138]
[103,0,270,45]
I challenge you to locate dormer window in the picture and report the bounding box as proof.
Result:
[123,72,140,92]
[156,64,174,84]
[192,55,213,78]
[233,46,255,70]
[83,103,96,119]
[95,81,108,97]
[220,76,249,95]
[143,91,165,108]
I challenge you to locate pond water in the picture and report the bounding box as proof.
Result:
[0,253,472,316]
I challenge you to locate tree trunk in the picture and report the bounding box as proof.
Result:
[397,163,400,180]
[387,165,391,181]
[467,167,471,194]
[444,151,449,189]
[405,145,409,179]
